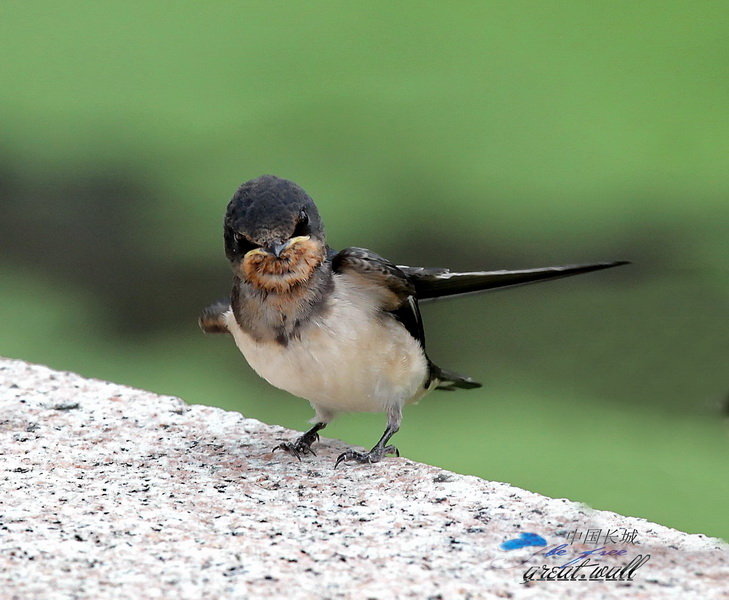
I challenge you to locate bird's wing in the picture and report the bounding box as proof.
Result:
[332,247,482,391]
[198,300,231,334]
[400,261,629,302]
[331,247,424,348]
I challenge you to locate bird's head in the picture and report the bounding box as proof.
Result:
[224,175,327,293]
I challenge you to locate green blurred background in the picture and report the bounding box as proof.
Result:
[1,2,726,540]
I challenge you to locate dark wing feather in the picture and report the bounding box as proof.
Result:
[401,261,629,302]
[392,296,426,350]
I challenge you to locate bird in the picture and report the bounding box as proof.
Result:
[200,175,628,467]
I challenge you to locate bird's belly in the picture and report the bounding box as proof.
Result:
[225,305,428,415]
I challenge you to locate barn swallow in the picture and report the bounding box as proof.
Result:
[200,175,627,467]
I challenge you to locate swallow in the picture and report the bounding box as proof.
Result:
[200,175,628,467]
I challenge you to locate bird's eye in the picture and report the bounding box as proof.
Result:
[233,231,258,255]
[292,209,310,238]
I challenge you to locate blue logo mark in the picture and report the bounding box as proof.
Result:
[500,532,548,551]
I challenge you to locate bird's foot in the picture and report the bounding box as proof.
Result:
[273,430,320,461]
[334,445,399,469]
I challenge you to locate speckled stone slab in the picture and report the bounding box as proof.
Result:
[1,358,727,599]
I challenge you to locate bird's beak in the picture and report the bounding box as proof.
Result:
[263,235,310,258]
[267,240,289,258]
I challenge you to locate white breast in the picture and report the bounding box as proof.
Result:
[224,274,429,419]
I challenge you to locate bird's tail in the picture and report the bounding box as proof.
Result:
[429,363,482,391]
[402,261,630,302]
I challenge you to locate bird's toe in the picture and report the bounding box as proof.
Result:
[273,432,320,460]
[334,445,399,468]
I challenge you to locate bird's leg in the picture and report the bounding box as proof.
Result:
[273,422,327,460]
[335,407,402,468]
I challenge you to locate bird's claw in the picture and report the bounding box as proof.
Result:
[334,445,399,468]
[273,431,320,460]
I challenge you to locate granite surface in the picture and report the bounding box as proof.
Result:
[1,357,727,599]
